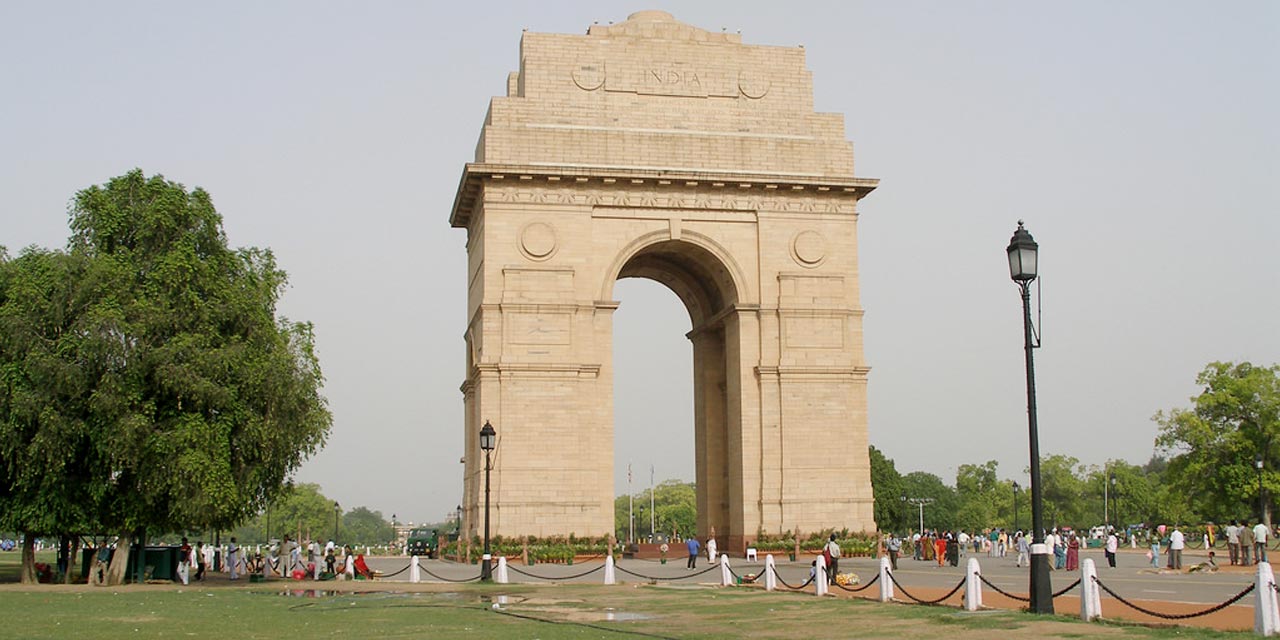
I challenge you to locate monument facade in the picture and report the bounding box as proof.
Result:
[450,11,879,550]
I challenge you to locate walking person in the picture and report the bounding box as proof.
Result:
[1065,532,1080,571]
[887,534,901,571]
[1169,526,1185,570]
[1254,520,1269,564]
[685,536,701,569]
[1105,530,1119,568]
[1148,529,1161,569]
[194,541,207,581]
[177,537,192,585]
[1015,532,1030,568]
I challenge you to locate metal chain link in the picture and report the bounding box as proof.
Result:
[976,574,1031,602]
[1052,578,1081,598]
[832,572,880,593]
[375,563,413,579]
[420,567,482,583]
[615,563,721,581]
[770,565,815,590]
[1092,576,1255,620]
[506,563,605,581]
[887,571,966,605]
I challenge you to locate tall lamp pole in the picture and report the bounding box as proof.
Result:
[333,501,340,542]
[1012,481,1020,533]
[905,497,934,534]
[1257,454,1265,524]
[480,420,497,581]
[1109,473,1118,532]
[1008,221,1053,614]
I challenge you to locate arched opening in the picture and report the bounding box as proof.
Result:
[612,239,740,543]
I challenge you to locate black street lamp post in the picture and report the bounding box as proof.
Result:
[1007,221,1053,614]
[333,501,340,542]
[480,420,497,581]
[900,494,909,533]
[1257,454,1265,523]
[1109,473,1118,531]
[1012,481,1020,533]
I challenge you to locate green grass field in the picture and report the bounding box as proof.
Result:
[0,552,1252,639]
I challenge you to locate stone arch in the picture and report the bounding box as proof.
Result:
[449,11,880,552]
[599,230,749,327]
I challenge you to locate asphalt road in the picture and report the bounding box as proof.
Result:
[363,546,1263,609]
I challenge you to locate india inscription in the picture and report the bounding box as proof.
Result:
[451,10,879,553]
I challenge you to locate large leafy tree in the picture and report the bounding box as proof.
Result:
[868,446,905,533]
[953,460,1002,532]
[1155,361,1280,526]
[615,480,696,540]
[900,471,959,532]
[0,170,332,584]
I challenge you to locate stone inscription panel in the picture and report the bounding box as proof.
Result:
[574,60,771,99]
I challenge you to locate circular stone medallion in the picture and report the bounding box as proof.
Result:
[520,222,558,261]
[791,230,827,267]
[738,70,770,99]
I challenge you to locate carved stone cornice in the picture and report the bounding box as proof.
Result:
[449,162,879,228]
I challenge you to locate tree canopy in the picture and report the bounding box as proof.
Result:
[1155,361,1280,525]
[0,170,332,582]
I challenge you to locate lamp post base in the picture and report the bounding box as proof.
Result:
[1029,548,1054,614]
[481,554,492,582]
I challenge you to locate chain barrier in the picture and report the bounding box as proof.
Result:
[420,567,482,583]
[614,563,721,582]
[769,565,815,591]
[1051,578,1081,598]
[888,571,965,605]
[376,563,412,579]
[975,574,1030,602]
[507,563,605,581]
[831,572,880,593]
[1092,576,1255,620]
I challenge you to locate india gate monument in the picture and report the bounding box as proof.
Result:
[450,10,879,551]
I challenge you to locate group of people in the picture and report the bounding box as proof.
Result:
[184,535,365,582]
[1223,520,1270,566]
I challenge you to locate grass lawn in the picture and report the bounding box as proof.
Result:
[0,574,1254,640]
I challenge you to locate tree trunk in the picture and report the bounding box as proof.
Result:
[20,533,37,584]
[62,535,81,584]
[104,532,133,586]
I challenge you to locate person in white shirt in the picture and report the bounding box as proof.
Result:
[1254,522,1269,563]
[1169,527,1185,569]
[227,537,241,579]
[1105,532,1119,568]
[1227,521,1241,565]
[707,537,718,565]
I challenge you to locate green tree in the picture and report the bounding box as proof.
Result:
[953,461,1001,532]
[341,507,395,546]
[0,171,333,584]
[868,446,905,533]
[900,472,958,532]
[1156,362,1280,527]
[1038,454,1089,529]
[615,480,696,540]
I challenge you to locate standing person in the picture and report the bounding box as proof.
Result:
[999,530,1009,558]
[1254,520,1269,564]
[1105,530,1119,568]
[946,532,959,567]
[1169,526,1185,570]
[706,536,718,565]
[1053,531,1066,570]
[325,544,337,574]
[1241,521,1254,565]
[177,537,192,585]
[1065,532,1080,571]
[934,533,946,567]
[1148,529,1161,568]
[987,529,998,558]
[912,531,922,561]
[228,537,241,580]
[824,534,842,582]
[1227,521,1241,566]
[194,541,207,581]
[343,545,356,580]
[957,530,970,560]
[887,534,901,570]
[1015,532,1030,568]
[685,536,701,569]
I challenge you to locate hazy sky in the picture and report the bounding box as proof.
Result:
[2,2,1276,526]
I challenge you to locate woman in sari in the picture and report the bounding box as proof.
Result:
[1065,532,1080,571]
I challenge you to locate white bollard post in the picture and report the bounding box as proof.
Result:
[765,555,777,591]
[1080,558,1101,621]
[964,557,982,611]
[604,555,616,585]
[495,556,509,584]
[410,555,420,583]
[815,556,829,596]
[1257,561,1280,636]
[879,556,894,602]
[721,555,733,586]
